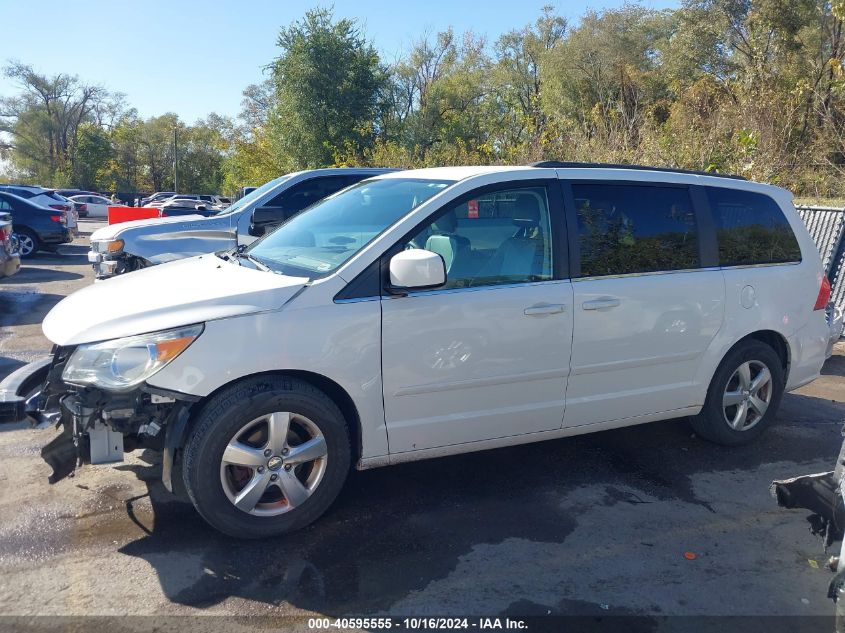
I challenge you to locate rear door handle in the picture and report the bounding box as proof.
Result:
[524,303,566,316]
[582,297,621,311]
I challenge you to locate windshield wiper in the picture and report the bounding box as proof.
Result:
[237,251,271,272]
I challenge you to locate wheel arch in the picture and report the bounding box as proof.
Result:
[735,329,791,378]
[11,224,38,239]
[181,369,363,463]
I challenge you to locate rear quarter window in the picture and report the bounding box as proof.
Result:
[707,188,801,266]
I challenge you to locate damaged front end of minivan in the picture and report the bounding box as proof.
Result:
[772,434,845,622]
[0,327,202,491]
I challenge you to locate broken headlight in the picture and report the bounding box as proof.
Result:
[62,324,203,392]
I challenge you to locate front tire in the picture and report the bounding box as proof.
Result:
[691,340,784,446]
[182,376,351,538]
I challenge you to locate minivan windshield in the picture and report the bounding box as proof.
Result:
[214,175,293,217]
[246,178,453,277]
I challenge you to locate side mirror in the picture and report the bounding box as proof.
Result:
[195,204,207,211]
[387,249,446,294]
[249,206,283,237]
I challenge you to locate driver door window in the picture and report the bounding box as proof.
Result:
[404,186,553,289]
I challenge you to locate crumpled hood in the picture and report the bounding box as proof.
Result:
[90,214,208,241]
[43,255,308,346]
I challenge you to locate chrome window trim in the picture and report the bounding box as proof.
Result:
[334,296,380,304]
[719,261,801,270]
[571,260,802,282]
[572,267,718,282]
[401,278,570,298]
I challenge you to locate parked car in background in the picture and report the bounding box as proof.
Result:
[56,189,98,198]
[149,193,216,208]
[139,192,176,207]
[0,210,20,278]
[0,191,72,258]
[158,198,221,217]
[3,163,839,538]
[234,186,257,202]
[69,194,113,218]
[57,194,84,223]
[215,196,231,207]
[87,168,395,278]
[0,185,71,212]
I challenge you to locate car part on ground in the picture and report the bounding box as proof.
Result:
[772,434,845,626]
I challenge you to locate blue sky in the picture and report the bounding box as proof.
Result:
[0,0,678,123]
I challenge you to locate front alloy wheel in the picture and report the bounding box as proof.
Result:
[220,412,328,516]
[182,376,351,538]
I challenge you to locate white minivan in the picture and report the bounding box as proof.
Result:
[0,163,839,538]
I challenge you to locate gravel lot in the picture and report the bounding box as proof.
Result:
[1,221,844,624]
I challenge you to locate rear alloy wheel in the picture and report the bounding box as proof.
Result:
[691,340,784,446]
[13,229,39,258]
[721,360,773,432]
[183,376,350,538]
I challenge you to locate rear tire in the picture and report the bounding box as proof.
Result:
[14,228,40,258]
[691,340,784,446]
[182,375,351,538]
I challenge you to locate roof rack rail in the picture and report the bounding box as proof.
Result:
[529,161,747,181]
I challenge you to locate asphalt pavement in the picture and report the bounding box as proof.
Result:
[1,222,844,626]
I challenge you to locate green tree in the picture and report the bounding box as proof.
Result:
[271,8,384,168]
[0,62,121,184]
[493,6,567,159]
[72,123,113,190]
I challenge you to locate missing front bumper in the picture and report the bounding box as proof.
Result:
[3,354,193,488]
[0,357,53,425]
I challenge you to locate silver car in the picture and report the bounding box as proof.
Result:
[88,168,396,279]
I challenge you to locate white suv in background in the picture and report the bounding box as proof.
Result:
[1,163,838,538]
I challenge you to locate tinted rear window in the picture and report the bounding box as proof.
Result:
[573,183,699,277]
[707,188,801,266]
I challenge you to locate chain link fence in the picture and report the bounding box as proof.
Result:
[796,205,845,309]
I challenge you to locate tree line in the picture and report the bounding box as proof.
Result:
[3,1,845,198]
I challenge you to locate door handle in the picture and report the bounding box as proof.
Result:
[524,303,566,316]
[582,297,620,311]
